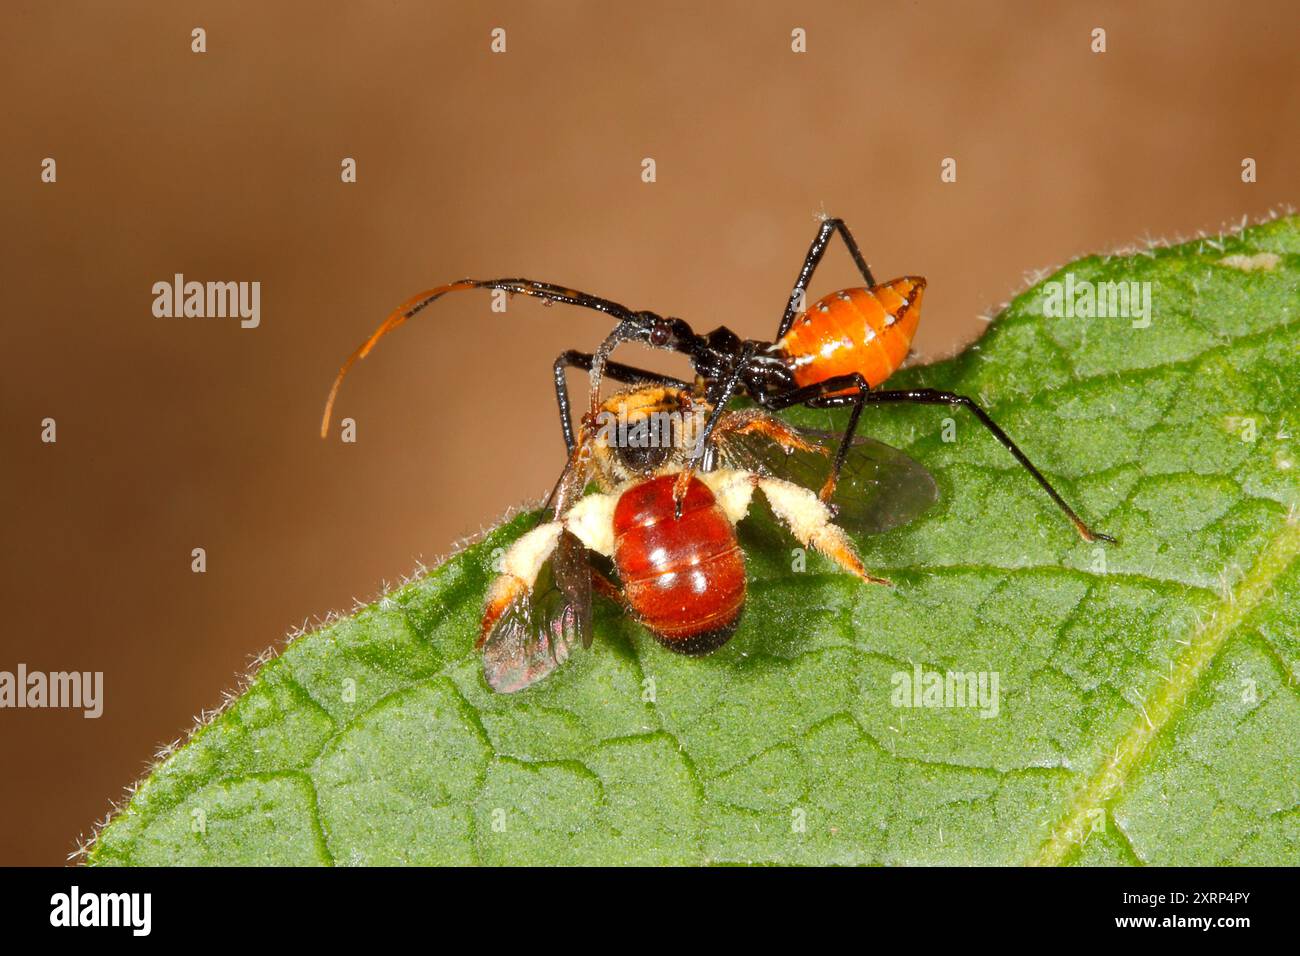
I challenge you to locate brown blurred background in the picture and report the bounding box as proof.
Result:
[1,1,1296,865]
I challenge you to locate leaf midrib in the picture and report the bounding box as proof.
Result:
[1030,514,1300,865]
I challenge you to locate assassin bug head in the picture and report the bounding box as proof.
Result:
[608,312,700,358]
[585,312,702,414]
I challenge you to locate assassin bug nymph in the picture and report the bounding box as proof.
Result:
[322,216,1113,544]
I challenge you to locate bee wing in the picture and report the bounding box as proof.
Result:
[722,426,939,535]
[547,446,592,516]
[483,433,601,693]
[552,529,594,649]
[548,444,595,649]
[481,530,592,693]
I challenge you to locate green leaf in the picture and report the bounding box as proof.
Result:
[87,217,1300,866]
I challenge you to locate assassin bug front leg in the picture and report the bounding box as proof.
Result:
[552,350,689,453]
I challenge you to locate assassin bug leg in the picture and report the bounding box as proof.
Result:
[770,374,1115,544]
[820,392,869,503]
[670,343,757,517]
[776,218,878,339]
[862,387,1116,544]
[553,350,690,453]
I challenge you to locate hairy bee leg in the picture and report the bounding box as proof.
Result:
[671,410,824,515]
[717,409,826,456]
[718,409,839,500]
[754,475,891,586]
[564,492,617,556]
[697,468,757,523]
[479,492,621,647]
[478,523,564,647]
[702,468,885,584]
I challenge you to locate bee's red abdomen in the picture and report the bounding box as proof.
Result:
[612,475,745,655]
[776,277,925,390]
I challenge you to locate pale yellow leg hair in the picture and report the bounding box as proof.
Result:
[721,409,825,455]
[478,522,563,646]
[672,408,826,505]
[755,475,890,586]
[477,492,620,646]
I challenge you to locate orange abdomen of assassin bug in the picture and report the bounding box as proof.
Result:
[612,475,746,655]
[776,277,926,390]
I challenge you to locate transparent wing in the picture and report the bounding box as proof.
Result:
[546,443,594,517]
[552,529,594,649]
[720,425,939,535]
[482,433,602,693]
[547,443,595,649]
[481,531,591,693]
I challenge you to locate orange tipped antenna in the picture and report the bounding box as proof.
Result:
[320,281,477,438]
[319,277,646,439]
